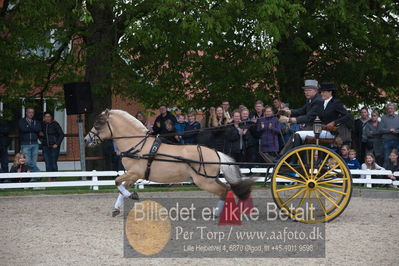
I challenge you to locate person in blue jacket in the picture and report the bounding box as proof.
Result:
[174,114,186,144]
[347,149,361,169]
[183,111,201,145]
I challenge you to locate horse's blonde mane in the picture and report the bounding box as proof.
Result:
[109,109,148,134]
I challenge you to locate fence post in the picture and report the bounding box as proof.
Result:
[366,174,372,188]
[92,170,99,191]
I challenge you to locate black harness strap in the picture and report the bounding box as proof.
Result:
[197,145,207,176]
[183,146,219,179]
[121,132,150,156]
[144,137,162,180]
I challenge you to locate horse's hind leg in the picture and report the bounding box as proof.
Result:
[192,175,228,198]
[192,175,228,217]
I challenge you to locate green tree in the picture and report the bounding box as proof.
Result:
[1,0,398,138]
[3,0,398,111]
[2,0,398,170]
[275,0,399,108]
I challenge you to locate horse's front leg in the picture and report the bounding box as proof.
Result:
[112,172,140,217]
[115,172,140,200]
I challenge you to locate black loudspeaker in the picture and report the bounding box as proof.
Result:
[63,82,93,115]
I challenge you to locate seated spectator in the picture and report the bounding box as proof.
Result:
[257,106,280,159]
[183,111,201,145]
[362,111,384,165]
[330,136,344,154]
[347,149,361,170]
[225,111,245,162]
[174,114,186,144]
[384,149,399,187]
[152,105,177,135]
[136,111,146,126]
[327,158,338,169]
[136,111,152,132]
[10,153,30,183]
[161,119,179,144]
[339,145,350,163]
[361,153,385,179]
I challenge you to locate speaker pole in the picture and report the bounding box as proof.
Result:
[77,114,87,179]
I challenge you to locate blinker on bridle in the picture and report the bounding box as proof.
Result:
[89,119,113,143]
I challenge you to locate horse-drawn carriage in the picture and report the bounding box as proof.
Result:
[85,109,352,224]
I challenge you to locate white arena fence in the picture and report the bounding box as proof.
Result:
[0,169,398,190]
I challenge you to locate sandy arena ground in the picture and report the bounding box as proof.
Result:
[0,190,398,266]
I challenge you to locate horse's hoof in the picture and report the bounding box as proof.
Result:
[112,208,120,217]
[129,191,139,200]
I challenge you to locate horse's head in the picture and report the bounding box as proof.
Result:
[84,109,112,147]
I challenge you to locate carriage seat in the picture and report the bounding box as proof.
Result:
[304,136,335,145]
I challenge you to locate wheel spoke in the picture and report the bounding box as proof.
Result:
[296,189,308,212]
[315,164,340,182]
[296,152,309,180]
[310,149,314,179]
[314,190,327,217]
[281,188,307,207]
[318,185,347,196]
[320,173,341,180]
[318,178,348,184]
[314,154,330,180]
[283,161,307,181]
[316,188,339,208]
[276,184,306,193]
[276,175,306,184]
[319,182,344,189]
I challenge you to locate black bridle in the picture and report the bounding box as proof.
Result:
[88,120,114,144]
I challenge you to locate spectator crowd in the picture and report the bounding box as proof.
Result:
[0,108,64,184]
[0,79,398,187]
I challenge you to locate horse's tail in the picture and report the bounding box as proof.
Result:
[218,152,253,200]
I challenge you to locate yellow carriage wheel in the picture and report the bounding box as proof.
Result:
[271,144,352,223]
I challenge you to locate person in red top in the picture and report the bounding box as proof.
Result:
[10,153,30,182]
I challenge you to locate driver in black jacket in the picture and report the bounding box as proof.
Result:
[283,79,323,128]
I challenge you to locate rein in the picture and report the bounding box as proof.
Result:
[109,121,250,140]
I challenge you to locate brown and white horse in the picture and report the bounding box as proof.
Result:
[84,109,252,215]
